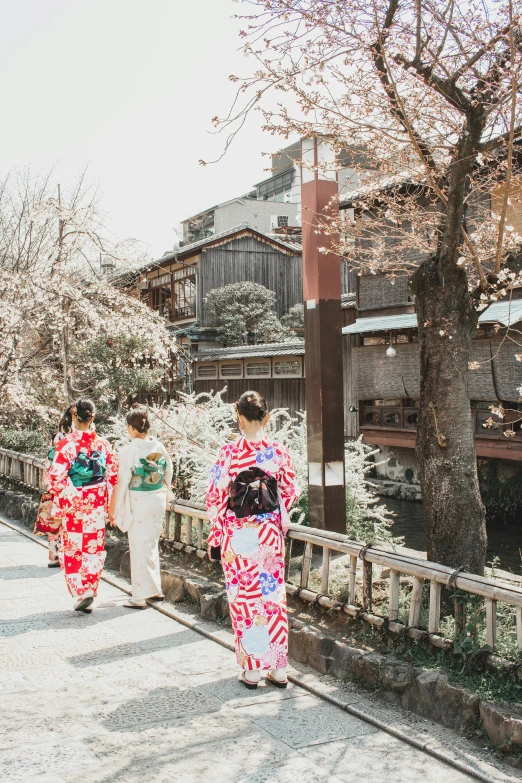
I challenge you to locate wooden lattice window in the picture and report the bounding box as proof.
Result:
[219,361,244,379]
[196,363,218,380]
[272,356,303,378]
[245,360,272,378]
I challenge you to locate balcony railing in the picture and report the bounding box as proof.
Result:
[173,304,196,321]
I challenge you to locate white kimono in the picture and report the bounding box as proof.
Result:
[112,438,173,601]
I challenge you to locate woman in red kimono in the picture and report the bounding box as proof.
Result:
[48,398,117,613]
[206,391,297,689]
[34,406,73,567]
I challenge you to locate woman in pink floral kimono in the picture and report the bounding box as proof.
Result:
[48,399,118,613]
[206,391,297,689]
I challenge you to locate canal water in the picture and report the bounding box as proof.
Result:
[381,496,522,574]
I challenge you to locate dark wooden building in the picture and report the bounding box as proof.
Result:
[343,274,522,469]
[136,225,303,350]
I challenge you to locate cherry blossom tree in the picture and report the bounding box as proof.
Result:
[0,169,179,428]
[215,0,522,574]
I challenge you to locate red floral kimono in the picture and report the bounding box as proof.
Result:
[206,437,297,671]
[48,431,117,601]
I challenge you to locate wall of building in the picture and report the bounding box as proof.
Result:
[373,445,421,484]
[214,200,300,236]
[194,377,306,420]
[197,235,303,325]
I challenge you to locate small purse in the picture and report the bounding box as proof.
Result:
[209,546,221,561]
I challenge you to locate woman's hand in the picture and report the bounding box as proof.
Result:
[108,512,117,528]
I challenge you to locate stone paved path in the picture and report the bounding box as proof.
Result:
[0,521,485,783]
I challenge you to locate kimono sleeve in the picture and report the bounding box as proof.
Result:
[205,445,232,549]
[104,442,118,502]
[160,442,174,499]
[108,444,131,522]
[48,436,82,515]
[277,445,298,514]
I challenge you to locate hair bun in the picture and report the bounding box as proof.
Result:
[73,398,96,423]
[127,407,151,434]
[236,390,268,423]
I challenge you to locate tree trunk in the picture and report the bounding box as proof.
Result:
[60,304,74,403]
[412,260,487,575]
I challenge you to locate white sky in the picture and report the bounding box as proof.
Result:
[0,0,283,258]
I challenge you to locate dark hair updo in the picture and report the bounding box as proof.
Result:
[73,398,96,423]
[127,407,151,434]
[58,405,73,434]
[236,391,268,423]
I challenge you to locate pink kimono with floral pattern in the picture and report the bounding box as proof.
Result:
[206,437,297,671]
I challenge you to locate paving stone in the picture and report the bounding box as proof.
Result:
[299,732,475,782]
[0,620,50,637]
[199,673,306,709]
[236,753,345,783]
[149,637,236,675]
[0,649,64,672]
[99,685,223,730]
[235,694,378,749]
[133,628,202,653]
[0,739,100,781]
[83,725,295,783]
[0,671,35,693]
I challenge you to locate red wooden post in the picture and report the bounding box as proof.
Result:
[301,137,346,532]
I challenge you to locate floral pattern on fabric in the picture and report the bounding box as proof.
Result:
[206,437,297,671]
[35,433,63,535]
[48,431,117,600]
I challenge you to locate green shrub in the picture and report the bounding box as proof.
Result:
[0,429,47,455]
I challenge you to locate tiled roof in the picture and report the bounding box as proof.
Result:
[161,224,302,263]
[194,341,305,361]
[477,300,522,326]
[342,300,522,335]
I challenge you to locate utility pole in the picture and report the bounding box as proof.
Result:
[301,137,346,533]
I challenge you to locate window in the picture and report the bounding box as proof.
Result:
[173,275,196,320]
[149,283,172,320]
[245,360,271,378]
[277,215,289,227]
[257,169,294,200]
[219,361,244,379]
[196,363,218,380]
[272,357,303,377]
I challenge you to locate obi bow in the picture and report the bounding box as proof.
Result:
[69,450,106,487]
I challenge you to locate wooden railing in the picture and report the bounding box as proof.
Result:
[165,499,522,658]
[0,448,45,491]
[1,448,521,657]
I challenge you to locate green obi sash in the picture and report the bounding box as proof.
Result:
[69,450,107,487]
[130,452,168,492]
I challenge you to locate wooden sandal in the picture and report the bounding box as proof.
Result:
[240,672,259,690]
[266,672,288,688]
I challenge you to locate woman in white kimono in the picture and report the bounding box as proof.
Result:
[109,408,173,609]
